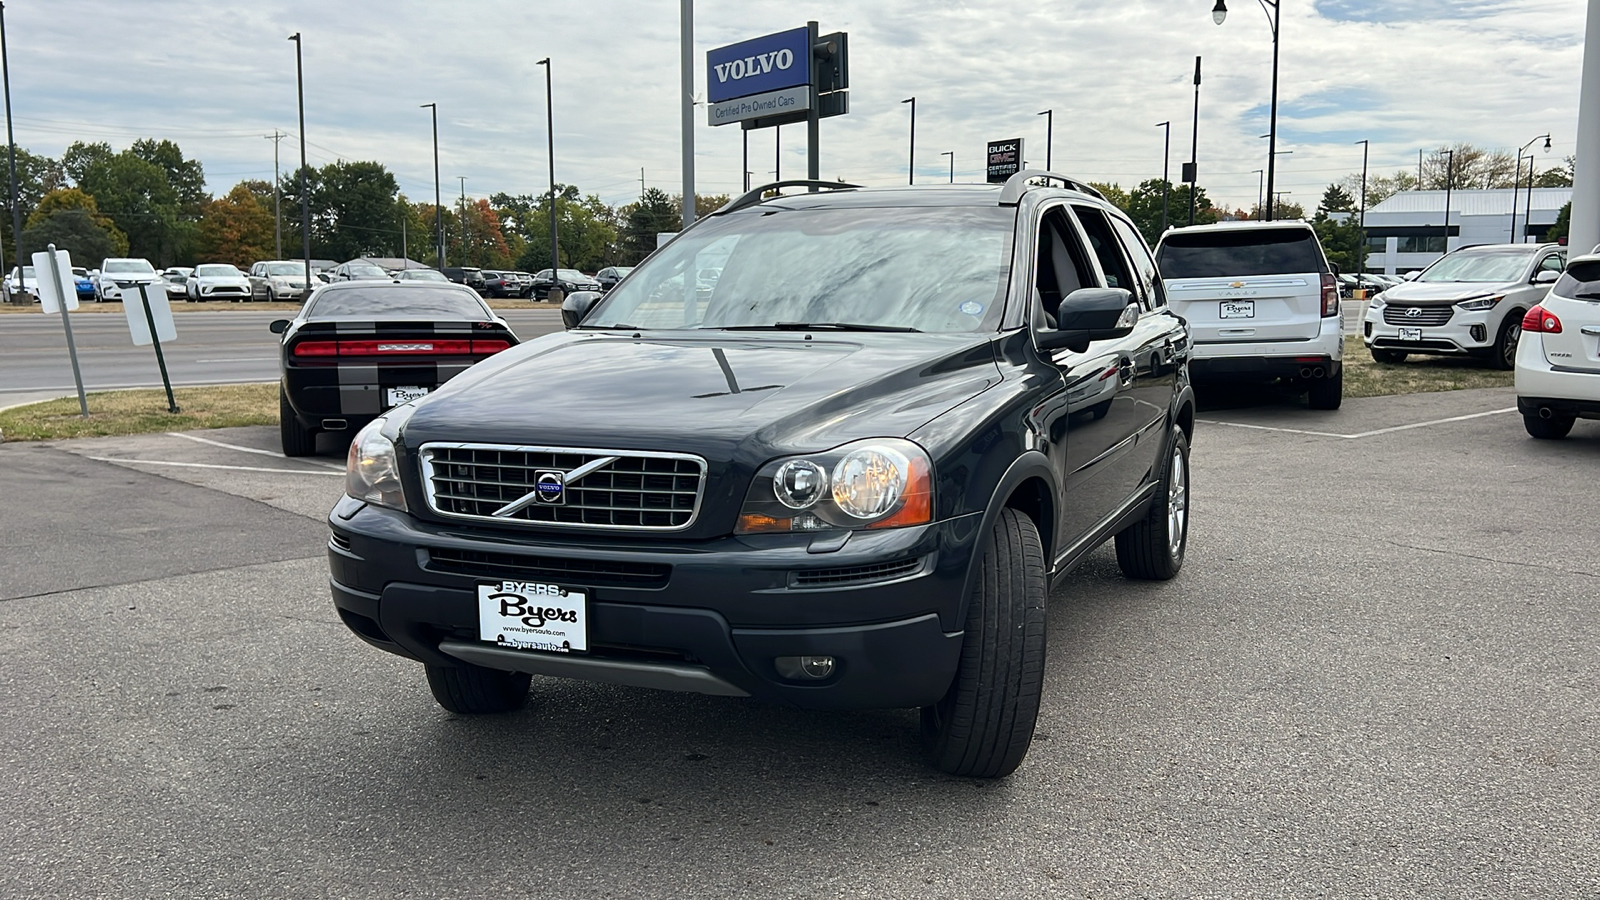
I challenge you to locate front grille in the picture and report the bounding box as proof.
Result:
[328,531,352,552]
[791,557,926,588]
[426,547,671,588]
[420,443,706,531]
[1384,305,1454,326]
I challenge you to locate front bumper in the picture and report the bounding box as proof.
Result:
[1364,304,1498,355]
[327,501,980,709]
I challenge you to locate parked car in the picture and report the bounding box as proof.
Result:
[72,267,96,303]
[271,281,518,456]
[248,260,316,302]
[5,265,38,302]
[1364,243,1565,370]
[510,271,535,297]
[1154,220,1344,409]
[531,267,603,299]
[158,270,189,300]
[479,270,522,298]
[595,266,633,291]
[185,263,254,302]
[1515,252,1600,439]
[440,266,486,294]
[329,260,393,282]
[326,172,1195,778]
[95,258,162,302]
[394,268,451,284]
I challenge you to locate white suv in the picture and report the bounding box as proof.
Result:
[1154,221,1343,409]
[1515,252,1600,439]
[95,257,162,302]
[1364,243,1564,370]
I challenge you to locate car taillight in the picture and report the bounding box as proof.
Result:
[1321,273,1339,316]
[1522,305,1562,334]
[292,338,509,357]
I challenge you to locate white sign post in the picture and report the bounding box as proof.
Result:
[124,282,180,413]
[34,246,89,417]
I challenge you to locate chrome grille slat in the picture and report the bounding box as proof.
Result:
[420,442,707,532]
[1383,305,1454,326]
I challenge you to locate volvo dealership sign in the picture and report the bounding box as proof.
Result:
[707,27,813,126]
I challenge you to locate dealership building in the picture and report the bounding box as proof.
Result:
[1361,187,1572,274]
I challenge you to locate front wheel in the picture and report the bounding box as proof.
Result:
[425,663,531,714]
[921,507,1047,779]
[1491,313,1523,371]
[1523,413,1574,440]
[1115,426,1190,580]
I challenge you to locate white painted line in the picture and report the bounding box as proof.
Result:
[166,432,344,470]
[86,456,343,476]
[1200,406,1518,440]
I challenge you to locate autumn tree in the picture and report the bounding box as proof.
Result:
[195,183,275,267]
[1124,179,1219,245]
[449,198,511,269]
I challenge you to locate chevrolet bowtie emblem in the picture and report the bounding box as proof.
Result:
[1230,281,1245,288]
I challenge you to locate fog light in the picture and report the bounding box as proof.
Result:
[774,655,836,680]
[1470,324,1487,342]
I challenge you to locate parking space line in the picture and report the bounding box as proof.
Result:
[86,456,343,476]
[1199,406,1518,440]
[166,432,344,470]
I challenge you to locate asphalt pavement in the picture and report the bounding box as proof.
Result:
[0,308,564,407]
[2,388,1597,898]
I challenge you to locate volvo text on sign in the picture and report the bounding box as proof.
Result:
[706,27,813,127]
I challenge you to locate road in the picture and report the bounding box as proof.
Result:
[2,388,1596,898]
[0,309,565,404]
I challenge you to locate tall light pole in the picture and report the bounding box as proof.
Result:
[457,175,468,264]
[1187,56,1201,226]
[940,151,953,183]
[1523,154,1537,243]
[1213,0,1281,220]
[537,58,559,268]
[289,32,310,290]
[1253,168,1264,217]
[422,103,443,267]
[680,0,695,229]
[742,128,749,191]
[902,97,915,185]
[1037,109,1053,170]
[1156,121,1171,233]
[1440,148,1455,255]
[265,132,285,258]
[1510,133,1551,243]
[1,1,22,291]
[1355,139,1369,284]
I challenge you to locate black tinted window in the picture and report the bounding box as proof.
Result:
[308,286,489,319]
[1157,228,1326,279]
[1553,260,1600,300]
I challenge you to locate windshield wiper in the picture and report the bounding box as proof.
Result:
[582,323,648,330]
[716,322,922,333]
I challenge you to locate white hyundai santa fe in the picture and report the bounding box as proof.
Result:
[1365,243,1565,370]
[1516,252,1600,439]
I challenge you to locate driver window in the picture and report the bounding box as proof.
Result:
[1540,254,1563,274]
[1071,205,1140,305]
[1034,208,1093,327]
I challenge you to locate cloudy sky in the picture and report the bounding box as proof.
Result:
[3,0,1586,213]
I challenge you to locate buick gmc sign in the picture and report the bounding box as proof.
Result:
[707,27,812,126]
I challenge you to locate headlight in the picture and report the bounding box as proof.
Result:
[1367,294,1384,309]
[345,419,407,511]
[1455,295,1503,311]
[735,438,933,534]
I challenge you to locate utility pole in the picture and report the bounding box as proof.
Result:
[2,0,23,297]
[679,0,695,230]
[1156,121,1171,233]
[458,176,468,265]
[1441,149,1455,255]
[1356,139,1369,288]
[422,103,443,268]
[537,58,560,267]
[265,131,285,258]
[289,32,310,290]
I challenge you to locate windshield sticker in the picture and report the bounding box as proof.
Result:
[959,301,984,316]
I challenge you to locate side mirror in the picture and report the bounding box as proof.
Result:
[1037,287,1138,352]
[1533,269,1559,284]
[1329,262,1341,277]
[1402,270,1421,281]
[269,319,291,334]
[561,291,603,329]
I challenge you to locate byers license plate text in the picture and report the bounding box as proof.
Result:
[1219,300,1255,319]
[478,581,588,653]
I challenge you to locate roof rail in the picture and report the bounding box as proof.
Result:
[997,169,1106,206]
[713,180,863,216]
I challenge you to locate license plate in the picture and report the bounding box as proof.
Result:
[385,385,430,407]
[478,581,588,653]
[1398,327,1423,342]
[1219,300,1255,319]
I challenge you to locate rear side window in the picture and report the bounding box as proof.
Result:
[308,287,491,319]
[1553,260,1600,300]
[1157,228,1326,279]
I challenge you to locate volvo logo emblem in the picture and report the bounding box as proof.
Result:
[534,471,566,505]
[712,49,796,85]
[1405,307,1422,318]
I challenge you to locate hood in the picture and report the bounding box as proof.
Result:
[1379,280,1518,306]
[194,274,251,285]
[402,330,1001,465]
[104,273,161,283]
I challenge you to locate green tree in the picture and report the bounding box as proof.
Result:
[1088,182,1130,212]
[20,209,123,263]
[281,161,407,261]
[0,147,67,255]
[1546,201,1571,244]
[1533,156,1575,188]
[196,183,275,267]
[618,188,679,264]
[510,186,620,271]
[1317,184,1355,215]
[69,145,186,265]
[1125,179,1218,245]
[1312,212,1365,276]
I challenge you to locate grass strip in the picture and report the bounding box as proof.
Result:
[0,384,278,441]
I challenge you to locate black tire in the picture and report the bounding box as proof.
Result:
[1523,413,1574,440]
[921,507,1047,779]
[279,388,317,457]
[1307,367,1343,410]
[425,663,531,714]
[1370,348,1408,364]
[1491,312,1524,371]
[1115,427,1190,581]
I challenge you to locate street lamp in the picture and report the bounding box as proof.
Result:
[1440,148,1455,254]
[289,32,310,290]
[421,103,443,267]
[537,58,559,269]
[1156,121,1171,233]
[1038,109,1053,170]
[1252,168,1264,217]
[1509,133,1551,244]
[901,97,915,184]
[1,1,22,291]
[940,151,953,183]
[1355,138,1369,285]
[1213,0,1282,220]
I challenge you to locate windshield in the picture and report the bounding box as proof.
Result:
[266,263,304,276]
[17,266,34,278]
[1553,259,1600,300]
[558,269,589,281]
[399,269,449,282]
[195,265,241,277]
[585,206,1014,332]
[104,260,156,275]
[347,264,389,278]
[308,286,490,319]
[1156,228,1326,279]
[1418,249,1534,284]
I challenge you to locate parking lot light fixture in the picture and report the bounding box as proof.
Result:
[4,1,25,285]
[289,32,310,290]
[1156,121,1171,233]
[1038,109,1053,170]
[1355,139,1369,280]
[422,103,443,267]
[537,58,559,269]
[1213,0,1281,220]
[940,151,953,183]
[1511,133,1552,243]
[902,97,915,185]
